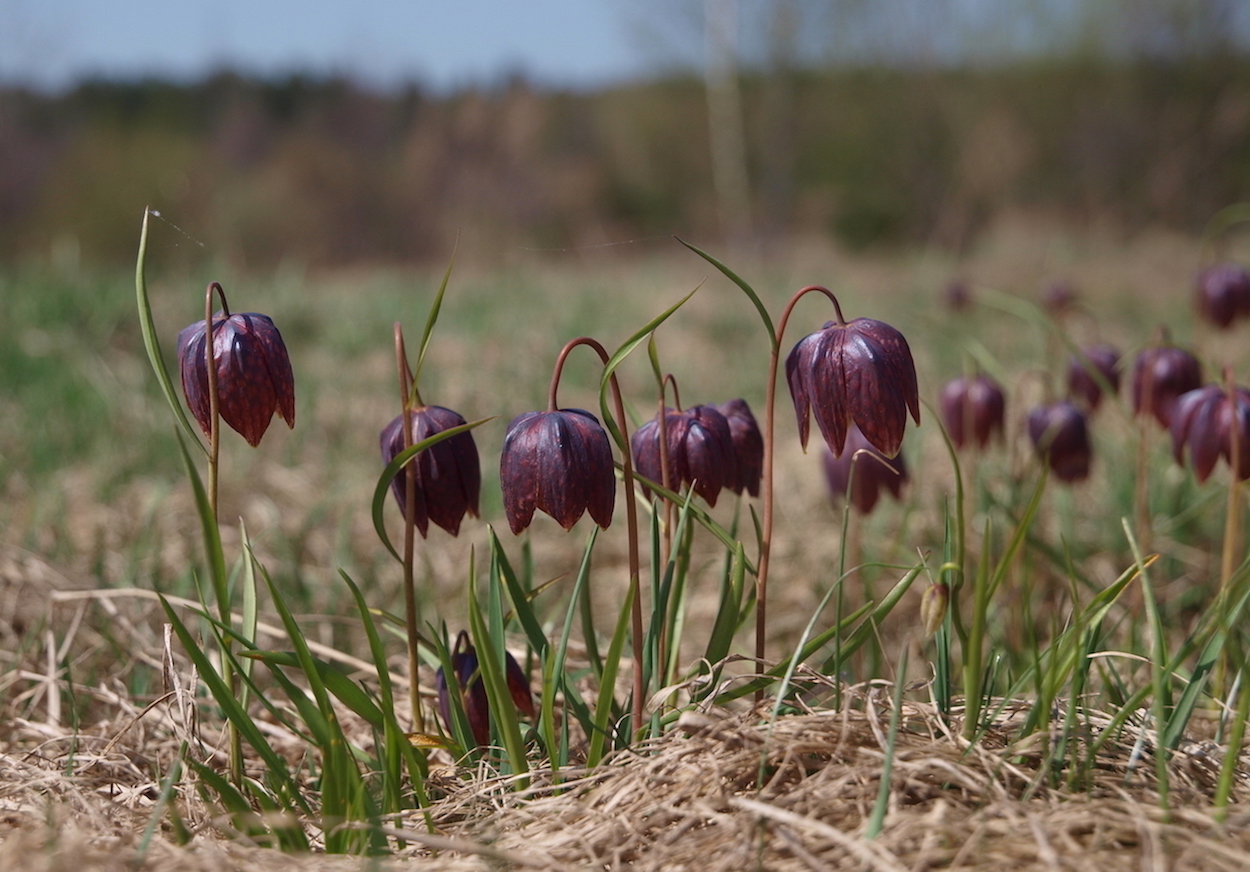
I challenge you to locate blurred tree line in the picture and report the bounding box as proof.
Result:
[2,49,1249,268]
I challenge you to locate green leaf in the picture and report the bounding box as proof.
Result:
[676,237,776,350]
[597,287,698,452]
[587,583,635,767]
[134,207,206,453]
[413,240,458,400]
[467,579,530,783]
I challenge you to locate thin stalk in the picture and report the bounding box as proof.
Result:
[758,285,841,696]
[202,281,241,784]
[203,282,228,527]
[553,338,645,734]
[394,323,425,734]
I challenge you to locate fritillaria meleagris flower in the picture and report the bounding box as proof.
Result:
[1170,384,1250,483]
[435,631,535,748]
[1027,401,1092,482]
[1066,343,1120,412]
[1131,345,1203,429]
[786,317,920,459]
[717,399,764,497]
[631,404,738,507]
[822,424,908,515]
[177,310,295,447]
[380,405,481,537]
[1042,280,1078,316]
[939,375,1006,450]
[500,408,615,535]
[1195,263,1250,329]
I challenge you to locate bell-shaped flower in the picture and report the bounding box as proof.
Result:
[1041,279,1078,315]
[786,317,920,459]
[435,630,534,748]
[939,375,1006,450]
[1195,263,1250,329]
[1131,345,1202,429]
[1066,343,1120,412]
[1027,401,1092,482]
[1170,384,1250,483]
[717,398,764,497]
[177,310,295,447]
[631,404,737,507]
[380,405,481,537]
[822,423,908,514]
[500,408,615,535]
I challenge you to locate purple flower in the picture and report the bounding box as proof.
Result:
[631,404,737,507]
[1066,343,1120,412]
[1170,384,1250,483]
[177,310,295,447]
[822,424,908,514]
[1195,263,1250,329]
[500,408,616,534]
[939,375,1006,450]
[436,631,534,748]
[1131,345,1202,429]
[786,317,920,459]
[1027,401,1091,482]
[717,399,764,497]
[380,406,481,537]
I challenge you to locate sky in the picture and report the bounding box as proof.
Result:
[0,0,662,92]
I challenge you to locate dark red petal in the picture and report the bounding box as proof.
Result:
[176,321,212,437]
[215,317,278,447]
[785,332,822,451]
[500,411,543,534]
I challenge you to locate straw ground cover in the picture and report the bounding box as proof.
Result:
[4,215,1250,869]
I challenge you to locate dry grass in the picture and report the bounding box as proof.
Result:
[6,219,1250,869]
[3,544,1250,871]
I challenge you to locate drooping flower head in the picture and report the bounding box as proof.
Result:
[822,423,908,515]
[1027,401,1092,482]
[177,308,295,447]
[939,375,1006,450]
[1195,263,1250,329]
[716,398,764,497]
[435,630,534,748]
[632,404,738,507]
[380,405,481,537]
[1170,383,1250,483]
[786,309,920,459]
[500,408,615,534]
[1066,343,1121,412]
[1132,343,1202,429]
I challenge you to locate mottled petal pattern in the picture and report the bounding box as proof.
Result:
[177,311,297,447]
[786,317,919,459]
[500,408,615,534]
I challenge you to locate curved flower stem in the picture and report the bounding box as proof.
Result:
[394,322,425,733]
[558,337,646,734]
[204,282,230,526]
[203,281,241,783]
[758,285,840,698]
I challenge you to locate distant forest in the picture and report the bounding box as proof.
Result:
[3,56,1250,268]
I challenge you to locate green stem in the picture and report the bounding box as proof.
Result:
[394,323,425,734]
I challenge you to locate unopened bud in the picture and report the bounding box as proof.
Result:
[920,582,950,638]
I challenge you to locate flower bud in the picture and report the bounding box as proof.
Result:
[920,582,950,638]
